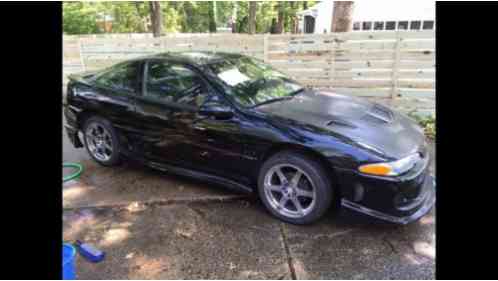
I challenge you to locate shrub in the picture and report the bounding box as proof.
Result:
[408,112,436,139]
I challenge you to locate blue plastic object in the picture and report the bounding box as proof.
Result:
[75,240,105,263]
[63,243,76,280]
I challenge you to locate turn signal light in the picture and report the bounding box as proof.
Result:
[358,164,392,176]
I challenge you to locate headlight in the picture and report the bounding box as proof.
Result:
[358,153,420,176]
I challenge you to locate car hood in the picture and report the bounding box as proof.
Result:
[255,90,426,160]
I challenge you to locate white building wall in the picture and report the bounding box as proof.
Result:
[297,1,435,34]
[314,1,334,34]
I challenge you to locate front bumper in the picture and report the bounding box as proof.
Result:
[64,106,83,148]
[65,124,83,148]
[335,154,435,224]
[341,176,435,224]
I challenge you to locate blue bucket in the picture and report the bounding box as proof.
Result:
[63,243,76,280]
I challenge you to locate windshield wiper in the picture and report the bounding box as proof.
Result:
[289,87,305,97]
[250,88,306,108]
[250,96,295,108]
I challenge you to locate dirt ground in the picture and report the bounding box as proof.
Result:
[63,123,435,279]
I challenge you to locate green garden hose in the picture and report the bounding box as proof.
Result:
[63,162,83,182]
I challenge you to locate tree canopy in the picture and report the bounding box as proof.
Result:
[63,1,317,35]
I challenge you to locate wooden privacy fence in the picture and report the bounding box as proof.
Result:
[63,31,435,116]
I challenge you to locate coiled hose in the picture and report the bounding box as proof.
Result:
[63,162,83,182]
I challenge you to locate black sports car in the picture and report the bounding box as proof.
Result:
[64,52,435,224]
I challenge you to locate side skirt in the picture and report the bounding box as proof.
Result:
[146,161,255,195]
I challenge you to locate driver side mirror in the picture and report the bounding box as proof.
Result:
[198,102,234,120]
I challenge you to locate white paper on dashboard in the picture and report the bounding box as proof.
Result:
[217,68,251,86]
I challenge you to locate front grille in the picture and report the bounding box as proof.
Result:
[404,173,427,198]
[394,173,431,211]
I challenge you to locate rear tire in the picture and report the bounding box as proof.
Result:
[258,151,334,224]
[83,116,121,166]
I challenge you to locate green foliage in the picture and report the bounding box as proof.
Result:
[256,2,278,33]
[179,1,219,33]
[163,5,182,33]
[408,112,436,139]
[63,1,317,35]
[111,2,147,33]
[215,1,235,28]
[63,2,101,34]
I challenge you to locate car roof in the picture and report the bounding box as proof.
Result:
[141,51,244,66]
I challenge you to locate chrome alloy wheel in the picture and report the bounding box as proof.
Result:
[263,164,317,218]
[85,123,113,162]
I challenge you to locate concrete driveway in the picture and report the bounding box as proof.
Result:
[63,124,435,279]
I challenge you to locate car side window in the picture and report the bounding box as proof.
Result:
[95,62,140,94]
[145,61,208,108]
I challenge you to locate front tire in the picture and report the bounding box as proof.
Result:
[83,116,121,166]
[258,151,334,224]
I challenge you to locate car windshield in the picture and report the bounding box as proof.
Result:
[206,57,304,107]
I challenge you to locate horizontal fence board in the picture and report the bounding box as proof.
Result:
[329,87,392,98]
[399,50,435,61]
[392,98,435,109]
[399,60,435,68]
[282,69,331,76]
[298,79,394,88]
[270,59,435,70]
[398,89,435,99]
[269,31,413,42]
[337,70,392,78]
[398,108,434,117]
[335,30,435,41]
[335,40,434,51]
[336,41,395,50]
[268,33,335,43]
[268,61,333,68]
[269,43,332,52]
[398,79,435,89]
[398,70,435,79]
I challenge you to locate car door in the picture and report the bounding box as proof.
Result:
[89,61,141,133]
[132,60,212,169]
[133,60,249,182]
[189,94,253,182]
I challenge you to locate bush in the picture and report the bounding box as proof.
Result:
[408,112,436,139]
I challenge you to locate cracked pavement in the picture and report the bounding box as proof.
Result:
[63,118,435,279]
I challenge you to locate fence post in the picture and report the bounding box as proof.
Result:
[78,37,86,72]
[162,34,168,53]
[263,33,269,63]
[391,31,401,99]
[329,33,336,89]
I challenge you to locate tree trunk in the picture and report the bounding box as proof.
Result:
[231,3,238,33]
[303,2,308,10]
[248,1,257,34]
[134,2,147,33]
[289,2,296,34]
[291,16,298,34]
[276,2,285,34]
[331,1,354,32]
[183,1,194,33]
[213,1,217,26]
[270,18,277,34]
[149,1,162,37]
[208,1,217,33]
